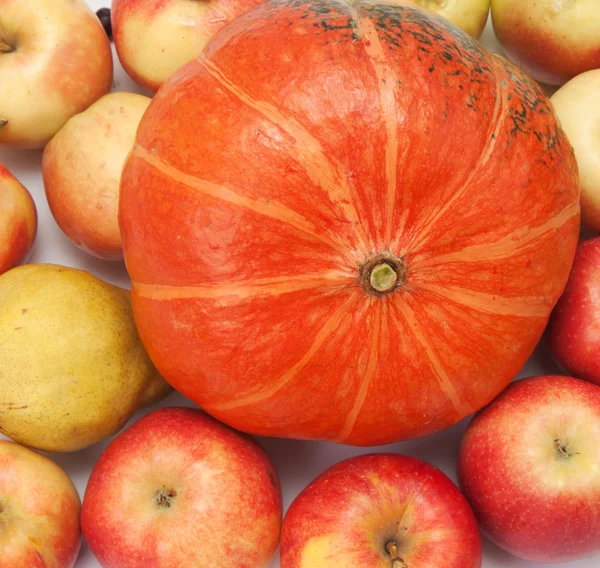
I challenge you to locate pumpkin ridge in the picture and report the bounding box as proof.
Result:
[197,53,373,254]
[411,283,551,318]
[334,297,383,443]
[401,55,508,256]
[132,144,350,258]
[391,297,471,417]
[206,292,362,412]
[411,197,580,269]
[346,3,400,247]
[131,273,357,300]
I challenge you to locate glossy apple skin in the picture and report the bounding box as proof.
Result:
[491,0,600,86]
[81,407,282,568]
[43,92,151,260]
[0,164,37,275]
[111,0,265,92]
[459,375,600,562]
[0,0,113,148]
[412,0,491,38]
[0,440,81,567]
[551,70,600,232]
[546,239,600,383]
[281,453,481,568]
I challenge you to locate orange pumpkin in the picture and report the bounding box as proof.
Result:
[119,0,579,445]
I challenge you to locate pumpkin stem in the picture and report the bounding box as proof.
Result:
[360,252,407,296]
[385,541,407,568]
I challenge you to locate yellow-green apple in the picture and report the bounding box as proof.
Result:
[0,440,81,567]
[459,375,600,562]
[111,0,266,93]
[281,453,481,568]
[0,0,113,148]
[81,407,282,568]
[546,239,600,383]
[42,92,151,261]
[551,70,600,232]
[491,0,600,86]
[410,0,491,38]
[0,164,37,275]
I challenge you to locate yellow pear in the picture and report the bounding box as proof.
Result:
[0,264,172,452]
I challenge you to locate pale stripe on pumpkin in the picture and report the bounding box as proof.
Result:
[132,144,350,257]
[198,54,372,254]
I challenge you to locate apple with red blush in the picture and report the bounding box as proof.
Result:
[281,453,481,568]
[459,375,600,562]
[0,440,81,567]
[81,407,282,568]
[0,165,37,275]
[491,0,600,85]
[0,0,113,148]
[111,0,266,92]
[546,237,600,383]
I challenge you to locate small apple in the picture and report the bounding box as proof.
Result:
[42,92,151,261]
[81,407,282,568]
[0,0,113,148]
[546,238,600,383]
[0,164,37,275]
[411,0,491,38]
[459,375,600,562]
[111,0,266,93]
[281,453,481,568]
[0,440,81,567]
[550,70,600,232]
[491,0,600,86]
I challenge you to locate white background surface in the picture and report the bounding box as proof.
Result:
[0,1,597,567]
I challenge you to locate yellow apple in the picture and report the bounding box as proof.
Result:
[550,69,600,232]
[0,0,113,148]
[42,92,151,260]
[111,0,266,92]
[411,0,491,38]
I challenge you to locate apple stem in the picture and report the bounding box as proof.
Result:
[0,40,14,53]
[0,119,7,131]
[385,541,407,568]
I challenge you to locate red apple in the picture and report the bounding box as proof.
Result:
[43,92,151,261]
[546,238,600,384]
[491,0,600,86]
[281,453,481,568]
[458,375,600,562]
[0,164,37,275]
[81,407,282,568]
[111,0,266,92]
[0,440,81,567]
[0,0,113,148]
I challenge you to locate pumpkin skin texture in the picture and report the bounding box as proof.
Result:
[119,0,580,446]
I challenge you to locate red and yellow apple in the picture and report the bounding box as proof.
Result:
[546,238,600,383]
[459,375,600,562]
[0,0,113,148]
[81,407,281,568]
[0,164,37,275]
[0,440,81,567]
[551,69,600,232]
[281,453,481,568]
[42,92,151,261]
[111,0,265,92]
[491,0,600,85]
[411,0,491,38]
